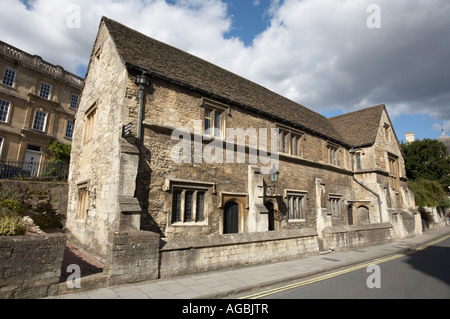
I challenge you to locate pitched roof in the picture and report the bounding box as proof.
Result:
[329,104,386,147]
[101,17,346,144]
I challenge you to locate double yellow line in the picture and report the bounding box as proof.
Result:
[240,234,450,299]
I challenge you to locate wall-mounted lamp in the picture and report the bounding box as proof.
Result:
[262,165,279,196]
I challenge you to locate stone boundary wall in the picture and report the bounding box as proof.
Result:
[322,223,395,252]
[105,229,160,286]
[0,180,69,217]
[159,229,319,278]
[0,233,66,298]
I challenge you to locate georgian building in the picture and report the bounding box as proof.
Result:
[66,18,421,279]
[0,40,83,169]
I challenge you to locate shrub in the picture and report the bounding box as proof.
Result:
[0,208,27,236]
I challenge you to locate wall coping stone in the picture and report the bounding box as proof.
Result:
[160,228,318,252]
[323,222,394,234]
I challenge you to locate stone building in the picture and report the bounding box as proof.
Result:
[66,18,421,282]
[0,40,83,169]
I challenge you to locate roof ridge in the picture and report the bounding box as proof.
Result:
[101,17,346,144]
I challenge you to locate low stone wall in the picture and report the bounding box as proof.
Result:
[322,223,394,252]
[159,229,319,278]
[0,233,67,298]
[104,229,160,286]
[389,208,422,239]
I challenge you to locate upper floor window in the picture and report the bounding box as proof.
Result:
[2,68,16,87]
[32,110,48,132]
[278,127,303,156]
[65,119,75,139]
[388,154,400,190]
[0,99,11,123]
[383,123,391,141]
[70,94,79,109]
[84,104,97,142]
[201,98,228,138]
[327,144,339,166]
[204,108,223,137]
[39,82,52,100]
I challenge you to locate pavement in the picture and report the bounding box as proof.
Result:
[49,226,450,299]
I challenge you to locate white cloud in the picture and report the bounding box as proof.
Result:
[1,0,449,128]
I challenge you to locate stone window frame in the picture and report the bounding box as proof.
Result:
[83,102,97,143]
[387,153,400,190]
[0,99,11,123]
[328,193,342,217]
[200,97,229,139]
[327,141,340,166]
[284,189,307,222]
[383,123,391,141]
[277,124,304,157]
[164,178,215,227]
[75,181,90,221]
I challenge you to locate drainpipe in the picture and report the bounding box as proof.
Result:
[134,74,150,147]
[349,148,383,223]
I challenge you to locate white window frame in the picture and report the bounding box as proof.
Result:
[201,98,228,138]
[0,136,4,159]
[70,94,79,109]
[2,68,16,87]
[65,119,75,139]
[39,81,52,100]
[32,110,48,132]
[0,99,11,123]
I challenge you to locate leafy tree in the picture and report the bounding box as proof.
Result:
[401,139,450,189]
[45,140,71,165]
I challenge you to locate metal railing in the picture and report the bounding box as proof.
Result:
[0,160,69,181]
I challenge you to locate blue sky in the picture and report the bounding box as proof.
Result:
[4,0,450,142]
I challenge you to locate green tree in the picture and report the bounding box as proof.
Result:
[45,140,71,165]
[401,139,450,188]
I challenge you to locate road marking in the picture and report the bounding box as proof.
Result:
[239,234,450,299]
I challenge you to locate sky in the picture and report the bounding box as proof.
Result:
[1,0,449,142]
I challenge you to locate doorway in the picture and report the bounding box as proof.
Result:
[23,145,42,177]
[224,201,239,234]
[265,201,275,231]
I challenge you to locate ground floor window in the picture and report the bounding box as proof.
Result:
[329,196,341,217]
[171,188,207,224]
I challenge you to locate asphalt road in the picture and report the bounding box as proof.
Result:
[244,236,450,299]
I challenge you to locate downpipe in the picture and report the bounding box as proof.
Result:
[134,74,150,147]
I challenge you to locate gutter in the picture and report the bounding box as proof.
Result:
[349,148,383,223]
